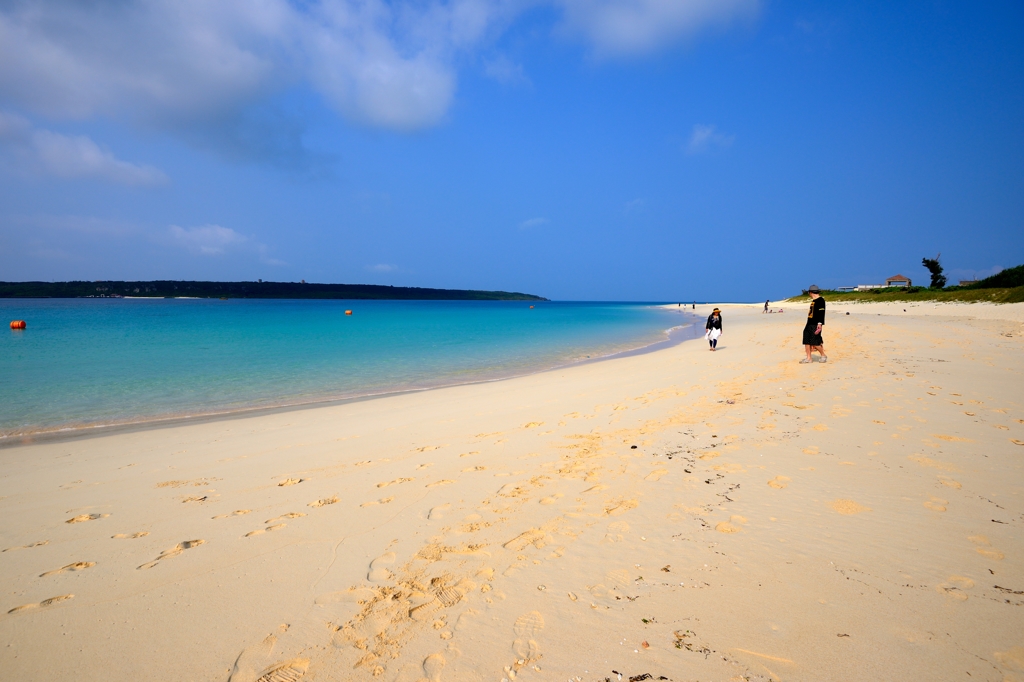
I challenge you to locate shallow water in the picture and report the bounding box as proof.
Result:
[0,299,696,437]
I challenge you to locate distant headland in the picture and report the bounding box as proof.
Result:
[0,280,549,301]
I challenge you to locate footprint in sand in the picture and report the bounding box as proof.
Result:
[936,575,974,601]
[539,493,564,505]
[604,499,638,516]
[112,532,150,539]
[969,535,1005,560]
[277,478,304,487]
[40,562,95,577]
[409,579,474,621]
[360,497,394,507]
[8,594,74,614]
[604,521,629,543]
[66,513,109,524]
[213,510,252,519]
[909,454,959,472]
[367,552,397,582]
[1012,439,1024,446]
[994,647,1024,673]
[266,512,305,523]
[938,478,962,489]
[504,529,547,551]
[378,478,414,488]
[830,499,871,515]
[254,659,309,682]
[417,463,434,470]
[138,539,205,569]
[767,476,791,489]
[715,515,747,533]
[422,653,446,682]
[462,466,487,472]
[426,480,455,488]
[923,497,947,512]
[512,611,545,662]
[3,540,49,552]
[246,524,286,537]
[308,496,339,508]
[428,503,450,520]
[645,469,669,482]
[802,447,820,455]
[712,462,744,473]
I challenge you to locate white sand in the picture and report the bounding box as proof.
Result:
[2,301,1022,682]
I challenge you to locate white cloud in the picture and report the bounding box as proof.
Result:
[686,123,735,154]
[483,55,530,85]
[366,263,398,272]
[519,217,549,229]
[0,0,758,144]
[168,224,248,256]
[556,0,758,56]
[0,111,168,185]
[624,197,646,214]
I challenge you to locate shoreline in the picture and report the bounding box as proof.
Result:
[0,317,702,448]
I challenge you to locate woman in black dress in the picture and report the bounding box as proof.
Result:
[801,286,827,363]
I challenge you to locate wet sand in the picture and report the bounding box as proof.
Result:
[1,301,1022,681]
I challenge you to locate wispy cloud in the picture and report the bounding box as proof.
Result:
[686,124,735,154]
[557,0,759,56]
[366,263,398,272]
[0,111,168,185]
[483,56,531,86]
[168,224,248,256]
[519,217,549,229]
[624,198,646,214]
[0,0,758,156]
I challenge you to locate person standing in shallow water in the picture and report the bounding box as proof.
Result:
[705,308,722,351]
[801,285,827,363]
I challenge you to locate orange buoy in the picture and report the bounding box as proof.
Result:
[10,320,26,329]
[345,310,353,316]
[529,305,534,309]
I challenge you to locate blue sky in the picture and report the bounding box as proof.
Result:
[1,0,1021,301]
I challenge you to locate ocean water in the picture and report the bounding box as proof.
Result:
[0,299,698,438]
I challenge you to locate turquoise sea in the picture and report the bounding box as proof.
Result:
[0,299,698,439]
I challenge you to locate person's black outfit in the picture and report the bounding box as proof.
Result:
[803,297,825,345]
[706,313,722,349]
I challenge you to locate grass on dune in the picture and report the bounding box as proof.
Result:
[785,286,1024,304]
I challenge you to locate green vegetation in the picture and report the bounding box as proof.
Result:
[785,263,1024,304]
[0,280,548,301]
[921,254,947,289]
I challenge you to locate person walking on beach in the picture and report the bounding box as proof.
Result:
[764,299,769,313]
[705,308,723,351]
[801,285,827,363]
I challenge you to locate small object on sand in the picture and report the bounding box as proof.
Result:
[630,445,638,449]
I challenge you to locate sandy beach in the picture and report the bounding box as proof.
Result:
[1,300,1022,682]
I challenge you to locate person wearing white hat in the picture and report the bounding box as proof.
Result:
[801,285,827,363]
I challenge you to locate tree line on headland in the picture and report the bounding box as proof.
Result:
[0,280,549,301]
[789,263,1024,303]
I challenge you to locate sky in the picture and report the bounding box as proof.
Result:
[0,0,1021,301]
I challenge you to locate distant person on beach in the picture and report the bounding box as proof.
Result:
[801,286,827,363]
[705,308,722,351]
[692,302,695,310]
[764,299,769,313]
